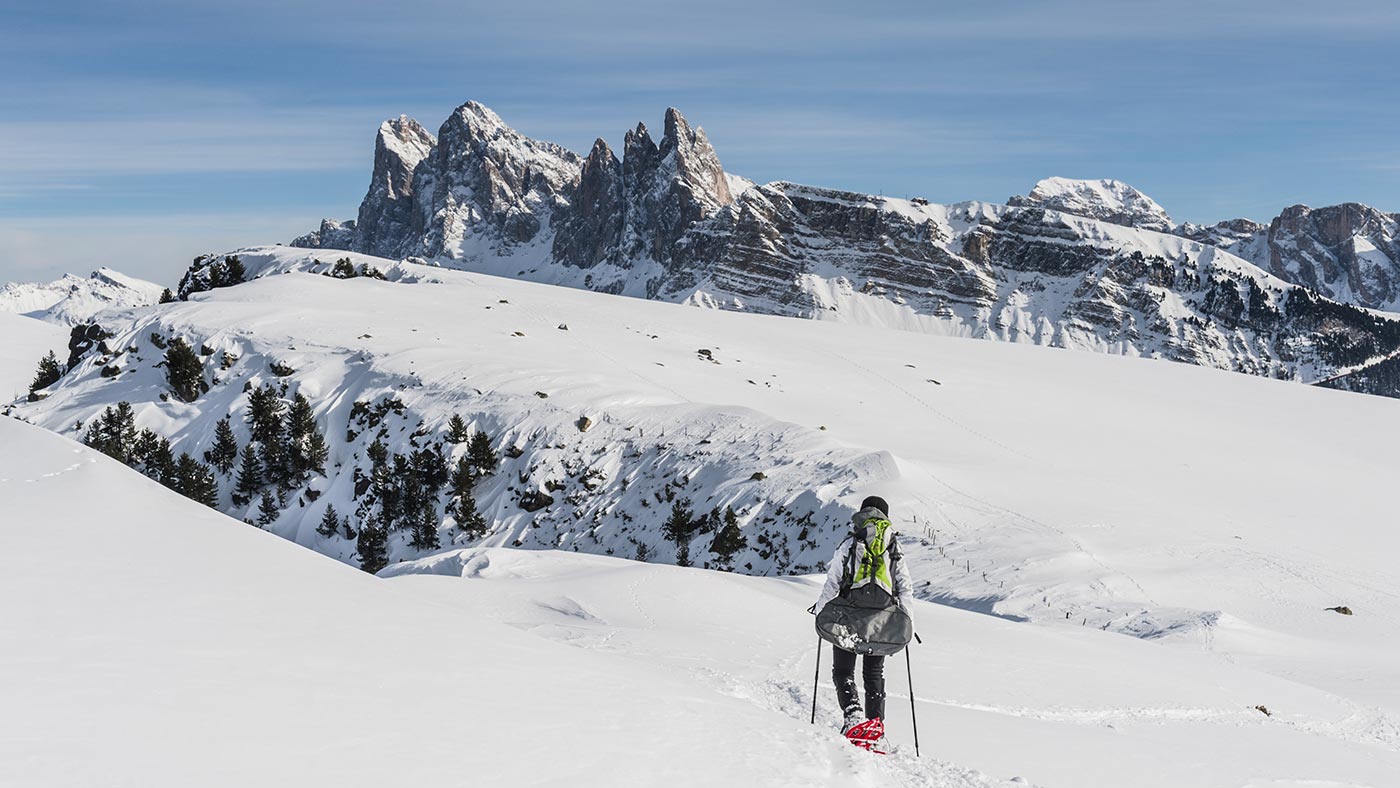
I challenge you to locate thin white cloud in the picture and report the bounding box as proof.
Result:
[0,213,321,285]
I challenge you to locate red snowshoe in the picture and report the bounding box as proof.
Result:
[843,717,886,754]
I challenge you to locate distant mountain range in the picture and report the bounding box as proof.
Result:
[0,268,164,325]
[287,101,1400,398]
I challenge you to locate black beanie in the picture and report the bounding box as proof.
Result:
[860,495,889,516]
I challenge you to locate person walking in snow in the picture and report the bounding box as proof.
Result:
[812,495,915,736]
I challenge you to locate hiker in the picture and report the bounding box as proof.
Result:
[812,495,914,736]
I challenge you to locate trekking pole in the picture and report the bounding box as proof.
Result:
[810,637,822,724]
[906,644,920,757]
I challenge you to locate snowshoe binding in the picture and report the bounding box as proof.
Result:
[843,717,886,754]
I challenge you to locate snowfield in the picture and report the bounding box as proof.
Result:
[4,417,1400,788]
[6,245,1400,786]
[0,313,68,401]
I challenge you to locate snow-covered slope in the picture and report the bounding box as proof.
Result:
[0,313,68,401]
[0,267,165,325]
[5,416,1398,788]
[13,246,1400,765]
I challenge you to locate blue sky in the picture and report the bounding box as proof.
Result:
[2,0,1397,284]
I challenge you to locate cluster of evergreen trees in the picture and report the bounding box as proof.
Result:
[325,257,386,280]
[661,499,748,570]
[176,254,247,299]
[355,414,498,574]
[83,402,219,507]
[232,385,329,516]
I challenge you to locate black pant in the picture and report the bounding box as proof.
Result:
[832,647,885,720]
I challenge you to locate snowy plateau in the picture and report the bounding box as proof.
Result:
[4,243,1400,787]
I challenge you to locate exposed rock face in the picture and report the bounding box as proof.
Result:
[1009,177,1175,233]
[1176,218,1267,249]
[414,102,582,260]
[551,139,624,269]
[354,116,435,258]
[1251,204,1400,312]
[291,218,357,250]
[290,100,1400,398]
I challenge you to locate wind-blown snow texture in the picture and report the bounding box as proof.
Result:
[289,101,1400,398]
[4,416,1399,787]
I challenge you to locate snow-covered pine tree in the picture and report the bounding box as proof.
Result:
[410,499,440,550]
[662,498,698,568]
[223,255,246,285]
[175,453,219,508]
[446,414,470,444]
[29,350,62,393]
[205,416,239,475]
[158,288,175,304]
[285,393,318,479]
[84,402,139,465]
[356,515,388,574]
[164,338,204,403]
[467,431,498,476]
[316,503,341,538]
[709,506,747,571]
[256,489,280,528]
[139,431,177,489]
[246,384,287,486]
[233,443,261,507]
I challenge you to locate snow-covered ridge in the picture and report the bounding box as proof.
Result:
[0,267,164,325]
[1007,176,1175,233]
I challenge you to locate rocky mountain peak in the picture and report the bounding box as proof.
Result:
[349,116,436,258]
[1010,177,1174,233]
[659,107,733,209]
[1257,202,1400,310]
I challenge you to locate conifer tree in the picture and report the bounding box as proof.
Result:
[256,489,280,528]
[331,258,356,279]
[285,393,318,478]
[304,429,329,476]
[144,434,177,489]
[708,506,747,571]
[446,414,470,443]
[662,498,697,567]
[356,515,388,574]
[454,485,488,539]
[467,431,498,476]
[233,443,262,507]
[223,255,246,284]
[164,338,204,403]
[317,504,341,538]
[175,453,219,508]
[205,416,239,475]
[84,402,139,465]
[158,288,176,304]
[29,350,62,393]
[246,384,287,485]
[410,499,440,550]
